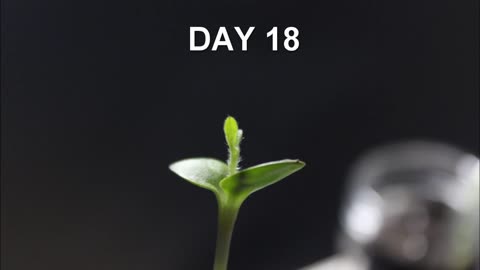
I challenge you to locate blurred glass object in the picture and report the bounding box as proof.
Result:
[303,141,479,270]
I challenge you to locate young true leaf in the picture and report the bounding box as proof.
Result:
[169,116,305,270]
[224,116,242,175]
[224,116,239,149]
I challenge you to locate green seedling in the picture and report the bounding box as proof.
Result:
[169,116,305,270]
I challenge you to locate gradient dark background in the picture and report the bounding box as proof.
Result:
[1,0,478,269]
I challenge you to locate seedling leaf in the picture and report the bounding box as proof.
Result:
[220,159,305,199]
[224,116,242,175]
[224,116,239,149]
[169,158,228,193]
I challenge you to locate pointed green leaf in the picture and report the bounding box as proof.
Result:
[224,116,243,175]
[169,158,229,193]
[220,159,305,199]
[224,116,239,149]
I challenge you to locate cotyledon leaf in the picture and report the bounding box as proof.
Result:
[169,158,229,193]
[220,159,305,200]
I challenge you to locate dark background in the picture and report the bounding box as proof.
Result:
[1,0,478,269]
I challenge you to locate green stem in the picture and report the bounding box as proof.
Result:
[228,147,239,175]
[213,202,240,270]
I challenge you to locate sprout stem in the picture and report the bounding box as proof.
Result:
[227,147,240,175]
[213,202,240,270]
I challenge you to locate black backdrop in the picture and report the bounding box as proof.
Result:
[1,0,478,269]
